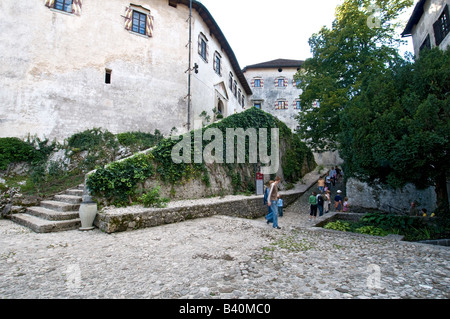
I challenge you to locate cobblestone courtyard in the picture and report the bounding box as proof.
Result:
[0,178,449,299]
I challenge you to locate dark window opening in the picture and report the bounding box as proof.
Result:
[434,5,450,46]
[105,69,112,84]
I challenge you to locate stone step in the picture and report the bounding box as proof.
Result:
[54,194,82,204]
[77,184,85,190]
[65,189,84,196]
[27,206,79,221]
[10,213,81,233]
[40,200,81,212]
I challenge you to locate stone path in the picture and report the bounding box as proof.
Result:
[0,175,449,299]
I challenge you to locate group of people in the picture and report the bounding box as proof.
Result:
[409,202,435,218]
[263,168,351,229]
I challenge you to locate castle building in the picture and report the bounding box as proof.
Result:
[243,59,304,131]
[402,0,450,57]
[0,0,251,140]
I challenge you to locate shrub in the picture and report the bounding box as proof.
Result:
[86,153,154,207]
[138,186,170,208]
[0,137,37,170]
[324,220,351,232]
[355,225,388,237]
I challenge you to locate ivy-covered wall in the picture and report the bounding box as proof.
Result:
[86,108,316,207]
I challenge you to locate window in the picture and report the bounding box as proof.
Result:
[233,80,237,97]
[229,73,234,91]
[241,96,245,108]
[254,102,262,109]
[132,11,147,35]
[420,35,431,52]
[294,78,302,87]
[434,5,450,46]
[198,34,209,62]
[54,0,72,13]
[213,52,222,75]
[251,78,263,88]
[105,69,112,84]
[238,89,242,104]
[275,100,288,110]
[124,7,154,37]
[275,77,287,88]
[294,100,301,110]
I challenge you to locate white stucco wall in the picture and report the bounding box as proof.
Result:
[190,10,249,129]
[0,0,250,141]
[243,67,302,131]
[411,0,450,56]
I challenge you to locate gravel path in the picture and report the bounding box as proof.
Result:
[0,176,449,300]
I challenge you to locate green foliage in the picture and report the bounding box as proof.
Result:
[339,48,450,215]
[86,108,315,207]
[67,128,117,152]
[0,138,37,170]
[117,130,163,152]
[294,0,413,152]
[354,225,388,237]
[138,186,170,208]
[324,220,351,232]
[86,153,154,207]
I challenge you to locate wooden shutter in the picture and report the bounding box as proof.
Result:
[260,79,264,87]
[284,78,288,87]
[44,0,55,8]
[146,14,154,37]
[275,78,279,87]
[72,0,83,15]
[124,7,133,31]
[251,79,255,87]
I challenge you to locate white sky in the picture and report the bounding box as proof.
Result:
[197,0,416,68]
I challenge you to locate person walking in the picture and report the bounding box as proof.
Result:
[309,191,318,221]
[325,190,331,214]
[264,181,273,224]
[267,177,281,229]
[317,192,324,216]
[335,190,343,212]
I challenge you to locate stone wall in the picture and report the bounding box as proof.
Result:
[94,186,304,234]
[346,177,439,213]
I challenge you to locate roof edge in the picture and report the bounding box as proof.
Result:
[176,0,252,95]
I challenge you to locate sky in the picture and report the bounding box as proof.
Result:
[197,0,416,68]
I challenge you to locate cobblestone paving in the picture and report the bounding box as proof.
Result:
[0,178,449,299]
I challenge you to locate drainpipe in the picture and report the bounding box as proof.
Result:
[187,0,192,131]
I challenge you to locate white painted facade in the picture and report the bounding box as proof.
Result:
[243,60,304,131]
[0,0,251,141]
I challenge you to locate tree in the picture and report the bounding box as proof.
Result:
[340,48,450,216]
[295,0,413,152]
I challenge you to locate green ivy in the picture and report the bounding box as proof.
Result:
[86,153,154,207]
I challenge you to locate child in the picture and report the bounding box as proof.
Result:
[277,194,284,217]
[343,197,350,212]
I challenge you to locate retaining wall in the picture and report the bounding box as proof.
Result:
[94,188,304,234]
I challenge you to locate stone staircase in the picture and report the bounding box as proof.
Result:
[11,184,84,233]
